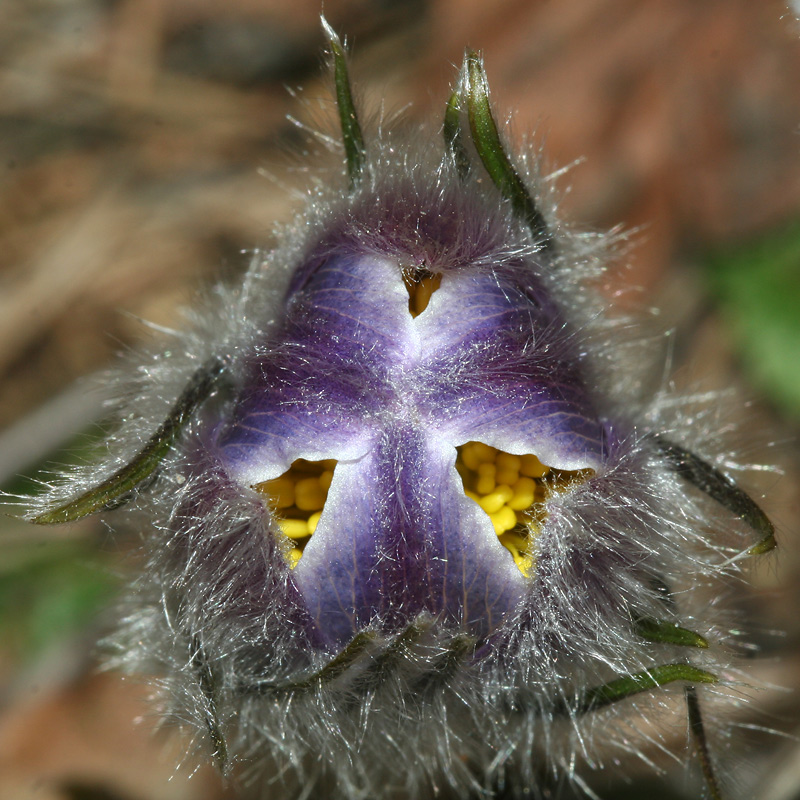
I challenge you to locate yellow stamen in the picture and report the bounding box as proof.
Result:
[507,476,536,510]
[478,485,513,514]
[490,505,517,535]
[402,269,443,317]
[520,453,548,478]
[475,463,496,494]
[288,548,303,569]
[295,477,326,511]
[456,441,593,577]
[307,511,322,534]
[279,518,310,539]
[261,476,295,508]
[253,458,337,568]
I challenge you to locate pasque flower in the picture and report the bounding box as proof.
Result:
[25,21,776,800]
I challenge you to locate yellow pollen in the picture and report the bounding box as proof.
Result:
[288,548,303,569]
[307,511,322,534]
[403,269,442,317]
[489,505,517,535]
[475,463,496,495]
[520,453,548,478]
[456,441,594,577]
[508,477,537,510]
[252,458,337,568]
[279,518,311,539]
[498,531,535,577]
[478,485,513,514]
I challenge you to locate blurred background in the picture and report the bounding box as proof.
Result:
[1,1,799,798]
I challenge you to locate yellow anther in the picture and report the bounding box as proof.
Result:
[258,458,338,567]
[279,518,310,539]
[307,511,322,534]
[454,441,593,578]
[258,476,295,508]
[472,442,498,463]
[475,463,496,495]
[499,530,533,576]
[462,442,497,470]
[295,476,326,511]
[404,271,442,317]
[508,476,536,510]
[478,485,514,514]
[490,505,517,535]
[520,453,548,478]
[413,274,441,315]
[499,531,523,556]
[496,452,521,471]
[495,466,519,485]
[288,547,303,570]
[460,443,481,470]
[514,554,534,578]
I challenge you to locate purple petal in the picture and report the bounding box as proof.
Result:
[414,269,605,468]
[286,251,419,366]
[293,422,526,645]
[217,252,416,482]
[216,239,605,643]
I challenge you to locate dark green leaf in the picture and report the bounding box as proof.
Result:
[31,358,226,524]
[655,436,776,555]
[574,663,717,713]
[322,17,366,187]
[635,616,709,648]
[463,51,550,245]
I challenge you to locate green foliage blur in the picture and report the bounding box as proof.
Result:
[705,219,800,421]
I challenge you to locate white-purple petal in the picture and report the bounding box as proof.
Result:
[293,423,526,645]
[216,201,606,642]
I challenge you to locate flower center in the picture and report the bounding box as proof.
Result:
[402,268,442,317]
[252,459,337,568]
[455,442,593,577]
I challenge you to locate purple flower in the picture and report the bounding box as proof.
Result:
[23,23,776,800]
[215,185,605,647]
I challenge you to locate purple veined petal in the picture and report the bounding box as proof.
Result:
[293,421,527,646]
[412,265,556,354]
[414,267,606,470]
[216,399,373,486]
[216,251,424,483]
[286,250,421,366]
[218,238,602,645]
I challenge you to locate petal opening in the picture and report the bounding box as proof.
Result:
[402,267,442,317]
[455,441,594,576]
[253,458,337,568]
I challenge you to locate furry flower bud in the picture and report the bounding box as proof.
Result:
[23,24,775,800]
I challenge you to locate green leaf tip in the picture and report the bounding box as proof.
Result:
[748,532,777,556]
[655,436,776,556]
[575,663,718,714]
[322,16,366,187]
[462,51,551,245]
[635,616,710,648]
[30,357,227,525]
